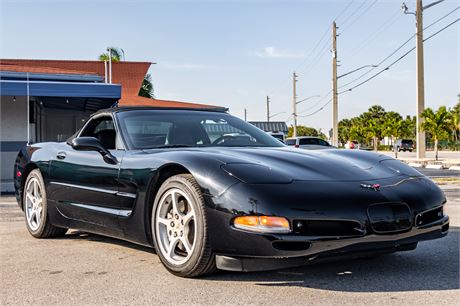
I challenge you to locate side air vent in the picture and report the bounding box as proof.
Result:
[415,206,444,227]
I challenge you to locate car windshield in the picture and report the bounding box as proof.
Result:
[116,110,285,149]
[271,134,284,140]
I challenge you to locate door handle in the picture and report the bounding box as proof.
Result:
[56,152,67,160]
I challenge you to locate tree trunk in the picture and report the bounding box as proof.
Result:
[393,136,397,158]
[435,138,438,161]
[373,137,378,151]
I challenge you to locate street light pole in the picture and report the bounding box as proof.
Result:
[292,72,298,137]
[337,65,377,79]
[332,21,339,147]
[266,96,270,122]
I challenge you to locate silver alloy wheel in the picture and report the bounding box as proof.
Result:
[25,177,43,231]
[155,188,197,265]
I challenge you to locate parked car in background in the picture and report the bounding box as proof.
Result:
[345,140,360,150]
[286,136,333,150]
[267,131,285,142]
[394,139,414,152]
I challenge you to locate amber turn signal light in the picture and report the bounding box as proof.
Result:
[233,216,291,233]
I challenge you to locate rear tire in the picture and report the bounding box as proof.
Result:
[152,174,216,277]
[23,169,67,238]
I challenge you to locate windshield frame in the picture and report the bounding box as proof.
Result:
[115,109,286,150]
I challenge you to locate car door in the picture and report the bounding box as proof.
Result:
[48,114,126,229]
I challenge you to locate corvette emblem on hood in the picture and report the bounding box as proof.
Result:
[360,183,381,191]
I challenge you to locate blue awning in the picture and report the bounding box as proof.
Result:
[0,79,121,99]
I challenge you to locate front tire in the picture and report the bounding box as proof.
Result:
[152,174,216,277]
[23,169,67,238]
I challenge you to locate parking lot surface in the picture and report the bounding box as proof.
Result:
[1,182,459,305]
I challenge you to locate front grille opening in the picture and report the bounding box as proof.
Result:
[292,220,365,237]
[416,207,443,227]
[272,241,311,251]
[368,203,412,234]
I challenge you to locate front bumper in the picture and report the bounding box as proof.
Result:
[216,215,449,271]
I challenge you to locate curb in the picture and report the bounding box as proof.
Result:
[449,166,460,171]
[425,164,443,170]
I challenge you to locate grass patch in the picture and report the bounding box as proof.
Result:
[432,177,460,185]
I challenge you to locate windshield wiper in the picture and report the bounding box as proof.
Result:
[152,144,194,149]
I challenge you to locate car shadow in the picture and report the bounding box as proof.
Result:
[63,230,155,254]
[204,227,459,292]
[57,227,458,293]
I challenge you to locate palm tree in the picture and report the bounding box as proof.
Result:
[366,118,381,151]
[99,47,125,62]
[139,73,154,98]
[450,102,460,141]
[383,111,405,157]
[421,106,453,160]
[98,47,154,98]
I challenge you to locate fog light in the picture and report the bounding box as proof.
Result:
[233,216,291,233]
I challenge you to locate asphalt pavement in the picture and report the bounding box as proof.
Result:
[1,181,459,305]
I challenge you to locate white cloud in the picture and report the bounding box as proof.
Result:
[255,46,305,59]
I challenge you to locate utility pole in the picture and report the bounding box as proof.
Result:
[415,0,426,160]
[266,96,270,122]
[332,21,339,147]
[402,0,445,159]
[292,72,298,137]
[244,108,247,121]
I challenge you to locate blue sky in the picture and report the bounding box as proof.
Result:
[1,0,458,133]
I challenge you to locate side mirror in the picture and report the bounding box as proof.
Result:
[71,137,118,164]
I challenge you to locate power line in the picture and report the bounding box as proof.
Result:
[424,6,459,30]
[338,1,368,29]
[343,9,402,60]
[298,98,333,117]
[334,0,355,22]
[338,34,414,89]
[339,17,460,94]
[424,16,460,41]
[267,0,358,97]
[338,6,460,89]
[298,16,460,118]
[340,0,379,34]
[298,90,333,114]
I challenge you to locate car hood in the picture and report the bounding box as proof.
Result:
[145,147,423,182]
[216,147,424,182]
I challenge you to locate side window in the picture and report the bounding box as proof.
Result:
[318,139,329,146]
[80,116,117,150]
[299,138,317,145]
[286,139,296,146]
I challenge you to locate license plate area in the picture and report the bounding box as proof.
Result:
[367,203,412,234]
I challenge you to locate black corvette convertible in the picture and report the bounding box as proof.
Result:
[14,106,449,277]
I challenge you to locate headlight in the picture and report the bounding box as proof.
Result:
[233,215,291,233]
[221,163,292,184]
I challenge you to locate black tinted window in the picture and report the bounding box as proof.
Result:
[80,116,116,150]
[299,138,318,145]
[117,110,285,149]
